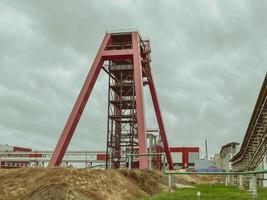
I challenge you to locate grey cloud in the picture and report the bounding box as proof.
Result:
[0,0,266,156]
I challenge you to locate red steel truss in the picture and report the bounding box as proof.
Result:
[48,31,173,170]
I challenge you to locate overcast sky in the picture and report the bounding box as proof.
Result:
[0,0,266,158]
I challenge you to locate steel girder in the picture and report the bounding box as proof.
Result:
[231,74,267,171]
[48,32,174,170]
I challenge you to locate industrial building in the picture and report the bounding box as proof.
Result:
[170,147,199,169]
[213,143,238,171]
[220,142,240,171]
[1,144,200,170]
[0,144,107,168]
[0,144,32,168]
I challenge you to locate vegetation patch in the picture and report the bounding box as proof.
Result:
[140,184,267,200]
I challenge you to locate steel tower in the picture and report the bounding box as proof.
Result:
[106,59,138,168]
[48,31,173,170]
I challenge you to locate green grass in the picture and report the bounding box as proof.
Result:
[141,184,267,200]
[258,187,267,200]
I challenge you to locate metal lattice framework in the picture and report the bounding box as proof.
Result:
[48,31,174,170]
[105,61,138,168]
[231,73,267,171]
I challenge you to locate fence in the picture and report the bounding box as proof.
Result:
[128,153,267,200]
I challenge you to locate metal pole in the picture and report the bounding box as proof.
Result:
[85,153,87,168]
[205,139,208,160]
[105,65,111,170]
[148,133,153,170]
[164,169,267,175]
[168,173,171,187]
[163,154,166,172]
[239,175,243,188]
[129,156,132,170]
[252,174,257,200]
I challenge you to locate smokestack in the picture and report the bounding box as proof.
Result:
[205,139,208,160]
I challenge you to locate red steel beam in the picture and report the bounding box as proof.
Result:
[132,32,148,169]
[49,31,169,171]
[103,49,133,57]
[148,73,174,170]
[48,33,111,167]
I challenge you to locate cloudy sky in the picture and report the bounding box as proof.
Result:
[0,0,266,158]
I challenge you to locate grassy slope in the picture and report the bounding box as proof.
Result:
[141,184,267,200]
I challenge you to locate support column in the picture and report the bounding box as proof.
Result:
[129,156,132,170]
[48,34,111,167]
[249,176,253,191]
[252,175,257,199]
[148,73,174,170]
[132,32,148,169]
[168,174,172,187]
[264,155,267,187]
[239,175,243,188]
[148,133,153,170]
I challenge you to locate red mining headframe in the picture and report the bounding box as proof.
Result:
[48,31,173,170]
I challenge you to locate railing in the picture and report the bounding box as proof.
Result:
[105,42,132,50]
[127,153,267,200]
[105,28,138,34]
[109,64,133,71]
[0,151,106,167]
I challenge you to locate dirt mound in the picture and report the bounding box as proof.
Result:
[0,168,220,200]
[172,174,221,185]
[192,174,222,184]
[0,168,163,200]
[24,183,97,200]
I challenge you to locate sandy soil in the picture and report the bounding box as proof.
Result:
[0,168,220,200]
[0,168,165,200]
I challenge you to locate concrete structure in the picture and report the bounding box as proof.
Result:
[219,142,240,186]
[213,153,222,169]
[220,142,240,171]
